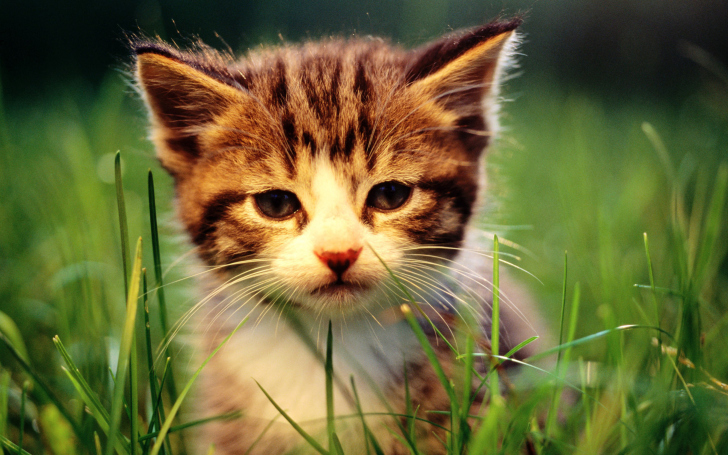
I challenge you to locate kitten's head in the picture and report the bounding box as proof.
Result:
[133,19,520,317]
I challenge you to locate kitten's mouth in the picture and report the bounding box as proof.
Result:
[311,279,368,298]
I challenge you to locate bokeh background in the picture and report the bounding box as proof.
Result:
[1,0,727,451]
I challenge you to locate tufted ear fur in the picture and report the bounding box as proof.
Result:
[405,19,521,151]
[134,45,251,178]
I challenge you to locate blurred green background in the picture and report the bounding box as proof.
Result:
[0,0,727,452]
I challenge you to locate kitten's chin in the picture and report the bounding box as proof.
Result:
[298,280,381,315]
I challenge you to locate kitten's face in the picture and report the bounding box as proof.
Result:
[134,21,519,315]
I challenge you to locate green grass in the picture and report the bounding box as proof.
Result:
[0,67,727,454]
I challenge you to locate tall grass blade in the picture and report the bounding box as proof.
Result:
[332,433,344,455]
[1,435,32,455]
[403,361,415,445]
[106,237,143,455]
[0,370,7,439]
[148,171,179,406]
[138,411,242,442]
[2,333,85,447]
[0,311,29,363]
[529,325,674,362]
[546,251,568,439]
[18,381,28,453]
[490,235,501,401]
[349,377,383,455]
[115,152,130,297]
[255,381,329,455]
[142,272,168,454]
[458,334,474,450]
[399,305,458,417]
[57,359,128,453]
[130,325,139,455]
[694,163,728,286]
[643,233,661,339]
[149,316,249,455]
[326,321,336,453]
[147,357,172,455]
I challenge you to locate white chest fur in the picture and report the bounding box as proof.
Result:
[196,307,424,453]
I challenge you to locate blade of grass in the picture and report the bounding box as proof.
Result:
[58,366,129,454]
[142,272,158,425]
[326,321,336,453]
[18,381,28,453]
[149,315,249,455]
[0,435,32,455]
[244,414,282,455]
[693,162,728,287]
[349,377,383,455]
[54,336,130,453]
[115,152,130,296]
[490,235,501,401]
[469,336,539,405]
[332,433,344,455]
[106,237,143,455]
[469,392,505,454]
[130,319,139,455]
[0,331,86,450]
[0,311,29,363]
[527,325,675,362]
[0,370,7,438]
[142,273,169,455]
[400,305,458,417]
[643,233,661,339]
[139,411,242,442]
[255,380,329,455]
[403,361,415,447]
[148,171,180,406]
[144,357,172,455]
[545,251,568,439]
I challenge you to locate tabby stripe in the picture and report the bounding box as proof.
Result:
[281,111,297,162]
[302,131,317,154]
[192,191,247,246]
[418,177,474,226]
[271,59,288,108]
[330,59,341,116]
[353,60,372,103]
[301,59,325,121]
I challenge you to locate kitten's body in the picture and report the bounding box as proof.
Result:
[134,18,541,454]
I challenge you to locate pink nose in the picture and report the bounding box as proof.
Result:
[315,247,363,278]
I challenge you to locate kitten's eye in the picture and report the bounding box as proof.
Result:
[254,190,301,219]
[366,181,412,211]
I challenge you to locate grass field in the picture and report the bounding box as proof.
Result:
[0,64,726,454]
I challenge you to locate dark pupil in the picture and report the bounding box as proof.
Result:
[367,181,411,211]
[255,190,300,218]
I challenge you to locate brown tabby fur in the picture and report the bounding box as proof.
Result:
[133,17,540,454]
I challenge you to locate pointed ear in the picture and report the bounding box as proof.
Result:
[406,19,521,143]
[134,44,248,178]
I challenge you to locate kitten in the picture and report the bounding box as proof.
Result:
[133,17,540,454]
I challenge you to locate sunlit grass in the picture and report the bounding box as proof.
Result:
[0,70,726,453]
